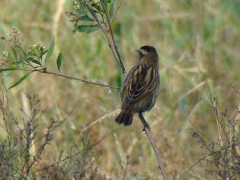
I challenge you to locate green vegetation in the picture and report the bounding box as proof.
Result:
[0,0,239,179]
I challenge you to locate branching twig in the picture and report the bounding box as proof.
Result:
[16,68,120,90]
[32,130,114,174]
[100,0,126,76]
[83,1,119,69]
[111,0,123,23]
[84,0,127,76]
[178,142,240,179]
[38,70,120,89]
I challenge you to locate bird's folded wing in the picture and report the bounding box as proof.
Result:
[123,64,156,102]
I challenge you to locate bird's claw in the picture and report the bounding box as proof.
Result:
[142,122,150,131]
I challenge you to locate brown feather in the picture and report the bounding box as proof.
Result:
[115,45,160,126]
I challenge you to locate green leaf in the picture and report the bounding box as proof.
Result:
[0,68,18,72]
[109,3,114,18]
[27,57,42,65]
[111,0,121,18]
[103,0,112,9]
[73,25,100,34]
[79,15,94,22]
[42,50,48,55]
[56,53,63,71]
[91,3,104,13]
[8,72,32,90]
[40,49,48,60]
[45,38,55,62]
[103,0,112,4]
[87,12,96,20]
[31,59,42,66]
[76,3,89,16]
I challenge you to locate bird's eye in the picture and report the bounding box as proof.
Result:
[139,49,148,55]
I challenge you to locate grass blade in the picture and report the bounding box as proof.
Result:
[0,68,18,72]
[45,38,55,62]
[8,72,32,90]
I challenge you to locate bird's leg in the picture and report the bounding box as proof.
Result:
[139,113,150,131]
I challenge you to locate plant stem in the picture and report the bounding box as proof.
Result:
[139,113,168,180]
[100,0,127,76]
[38,70,120,89]
[17,68,120,89]
[83,0,126,77]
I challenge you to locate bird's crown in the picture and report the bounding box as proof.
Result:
[137,45,157,56]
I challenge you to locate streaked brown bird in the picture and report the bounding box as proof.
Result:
[115,45,160,128]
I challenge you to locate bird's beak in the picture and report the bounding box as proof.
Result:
[135,49,140,53]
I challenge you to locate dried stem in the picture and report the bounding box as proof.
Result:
[33,130,114,174]
[178,142,240,179]
[53,0,66,39]
[100,0,127,76]
[139,114,168,180]
[38,70,120,89]
[16,68,120,90]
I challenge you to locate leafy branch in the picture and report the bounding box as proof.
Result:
[67,0,126,76]
[0,28,119,90]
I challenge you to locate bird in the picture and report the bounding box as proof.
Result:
[115,45,160,129]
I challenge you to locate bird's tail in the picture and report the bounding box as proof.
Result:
[115,111,134,126]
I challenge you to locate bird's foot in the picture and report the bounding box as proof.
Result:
[139,113,151,131]
[142,121,150,131]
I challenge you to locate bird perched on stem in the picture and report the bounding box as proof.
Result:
[115,45,160,129]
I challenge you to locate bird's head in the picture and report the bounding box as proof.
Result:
[135,45,159,66]
[136,45,158,58]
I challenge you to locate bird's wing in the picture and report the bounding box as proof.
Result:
[121,64,157,103]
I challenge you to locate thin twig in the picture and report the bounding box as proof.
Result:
[83,0,126,76]
[16,68,120,89]
[232,86,240,95]
[83,109,120,132]
[38,70,120,89]
[145,128,168,180]
[111,0,123,23]
[32,130,115,174]
[178,142,240,179]
[139,114,168,180]
[100,0,127,76]
[83,0,120,68]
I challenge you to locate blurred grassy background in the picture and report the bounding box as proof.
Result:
[0,0,240,179]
